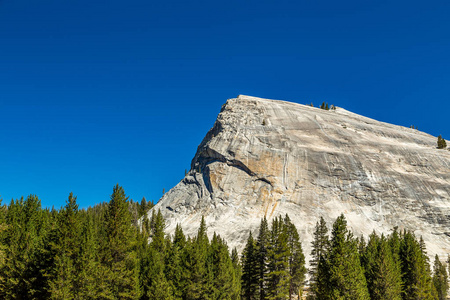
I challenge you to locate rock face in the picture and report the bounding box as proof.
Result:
[147,95,450,260]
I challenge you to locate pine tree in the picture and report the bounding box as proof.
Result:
[165,237,184,300]
[256,216,270,300]
[267,217,290,300]
[166,223,188,299]
[184,216,212,299]
[437,135,447,149]
[101,184,140,299]
[284,215,306,299]
[242,231,259,300]
[309,216,329,299]
[76,212,102,299]
[433,255,448,300]
[210,233,239,299]
[151,209,166,253]
[0,196,50,299]
[231,247,242,300]
[146,246,173,300]
[448,255,450,277]
[47,192,81,299]
[362,232,402,300]
[400,231,435,300]
[0,198,7,289]
[326,214,370,299]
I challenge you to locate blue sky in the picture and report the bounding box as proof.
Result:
[1,0,449,208]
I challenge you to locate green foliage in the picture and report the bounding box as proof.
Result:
[361,233,402,300]
[256,216,270,300]
[0,195,50,299]
[327,214,370,299]
[400,231,435,300]
[242,232,259,300]
[284,215,306,299]
[101,184,140,299]
[46,192,80,299]
[243,216,306,300]
[309,216,329,300]
[0,189,445,300]
[437,134,447,149]
[210,233,240,299]
[320,102,333,110]
[433,255,449,300]
[267,217,290,300]
[184,216,213,299]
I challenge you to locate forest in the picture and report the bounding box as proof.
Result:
[0,184,448,300]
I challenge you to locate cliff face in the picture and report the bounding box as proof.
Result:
[147,95,450,259]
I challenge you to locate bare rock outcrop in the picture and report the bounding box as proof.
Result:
[146,95,450,260]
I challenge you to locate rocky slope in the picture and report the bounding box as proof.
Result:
[146,95,450,260]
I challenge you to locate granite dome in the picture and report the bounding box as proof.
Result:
[145,95,450,261]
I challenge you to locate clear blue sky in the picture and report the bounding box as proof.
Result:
[1,0,449,209]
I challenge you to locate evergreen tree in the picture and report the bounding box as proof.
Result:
[309,216,329,299]
[400,231,435,300]
[165,243,183,300]
[101,184,140,299]
[146,247,173,300]
[76,212,102,299]
[256,216,270,300]
[388,227,403,290]
[184,216,212,299]
[0,195,50,299]
[266,217,290,300]
[326,214,370,299]
[284,215,306,299]
[138,197,152,218]
[210,233,239,299]
[150,209,166,253]
[242,231,259,300]
[165,227,185,300]
[437,135,447,149]
[0,198,7,289]
[433,255,448,300]
[448,255,450,277]
[47,192,81,299]
[362,232,402,300]
[231,247,242,300]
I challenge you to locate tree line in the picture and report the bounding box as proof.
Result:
[306,215,449,300]
[0,185,448,299]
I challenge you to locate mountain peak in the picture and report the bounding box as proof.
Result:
[147,96,450,260]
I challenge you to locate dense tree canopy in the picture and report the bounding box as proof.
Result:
[0,189,448,299]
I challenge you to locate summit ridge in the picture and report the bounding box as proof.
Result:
[146,95,450,260]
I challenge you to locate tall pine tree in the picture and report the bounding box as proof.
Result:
[101,184,140,299]
[326,214,370,299]
[47,192,81,299]
[256,217,270,300]
[284,215,306,300]
[362,232,402,300]
[400,231,435,300]
[242,231,259,300]
[267,217,290,300]
[432,254,448,300]
[309,216,329,300]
